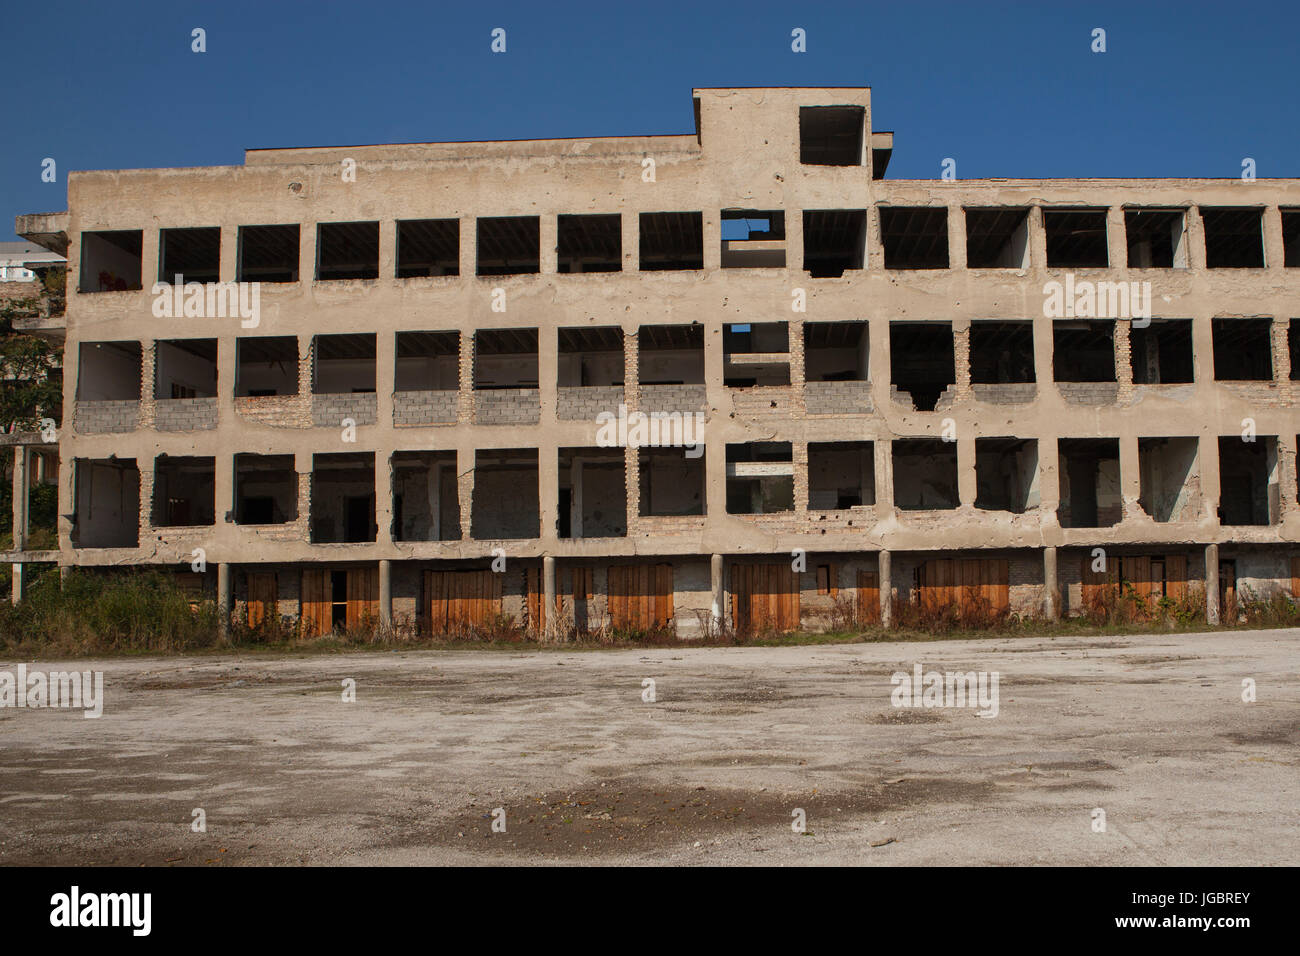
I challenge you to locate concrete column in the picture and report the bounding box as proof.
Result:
[543,555,556,639]
[376,327,395,430]
[539,447,559,546]
[1028,206,1047,270]
[701,211,721,272]
[710,553,724,628]
[1186,207,1206,271]
[1205,544,1220,625]
[948,205,967,270]
[456,444,475,540]
[956,433,976,507]
[217,334,237,419]
[1119,433,1141,519]
[703,326,727,522]
[1043,545,1060,620]
[622,211,639,273]
[874,440,894,511]
[1262,206,1285,271]
[11,563,24,604]
[866,205,885,271]
[378,219,396,280]
[539,215,558,275]
[459,217,474,278]
[878,549,892,626]
[12,446,27,552]
[217,562,232,637]
[1105,206,1126,269]
[59,564,70,585]
[141,228,160,289]
[378,559,392,627]
[785,208,803,275]
[220,224,238,283]
[301,222,317,283]
[374,450,393,546]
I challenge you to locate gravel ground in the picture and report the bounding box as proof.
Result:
[1,629,1296,866]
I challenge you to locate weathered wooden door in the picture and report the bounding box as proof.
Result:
[301,569,332,636]
[856,569,880,624]
[247,572,278,629]
[346,568,379,629]
[424,570,502,634]
[608,564,674,631]
[919,559,1009,615]
[730,563,799,632]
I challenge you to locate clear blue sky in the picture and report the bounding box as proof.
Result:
[4,0,1297,240]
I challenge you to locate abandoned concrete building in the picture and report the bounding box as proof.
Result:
[10,86,1300,635]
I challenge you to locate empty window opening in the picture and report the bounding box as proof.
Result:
[892,439,959,511]
[879,207,949,269]
[1212,318,1273,380]
[313,333,376,394]
[807,441,874,510]
[476,216,539,276]
[1291,320,1300,381]
[724,322,789,387]
[639,324,705,384]
[311,452,376,543]
[77,341,141,401]
[155,339,217,399]
[558,447,626,539]
[975,438,1040,513]
[391,450,459,541]
[639,212,703,271]
[1044,208,1108,268]
[1058,438,1121,528]
[726,443,794,514]
[799,106,864,166]
[1218,435,1279,526]
[1131,319,1194,384]
[964,208,1030,269]
[471,449,540,539]
[158,227,219,284]
[152,456,215,527]
[639,446,705,516]
[1138,437,1200,523]
[1201,207,1265,268]
[890,322,955,410]
[803,209,866,277]
[396,218,458,278]
[970,321,1035,383]
[1053,321,1116,382]
[395,331,458,391]
[721,209,785,268]
[558,327,623,387]
[474,328,538,389]
[79,229,142,292]
[1282,209,1300,267]
[235,454,297,525]
[804,321,869,381]
[73,458,139,548]
[235,336,297,397]
[1125,208,1187,268]
[557,214,621,273]
[316,221,379,280]
[237,224,299,282]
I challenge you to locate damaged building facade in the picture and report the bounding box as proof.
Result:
[12,86,1300,635]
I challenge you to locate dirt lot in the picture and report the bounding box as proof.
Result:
[1,629,1296,866]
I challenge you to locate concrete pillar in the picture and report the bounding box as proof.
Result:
[1205,544,1220,624]
[220,224,238,283]
[59,564,70,586]
[622,211,639,273]
[1262,206,1285,271]
[11,445,27,552]
[1027,206,1047,270]
[217,562,232,637]
[1105,206,1126,269]
[374,449,393,546]
[378,559,392,627]
[711,553,724,628]
[1119,433,1141,519]
[878,549,892,626]
[301,222,317,283]
[376,325,395,431]
[956,433,976,507]
[1043,546,1060,620]
[377,219,396,280]
[539,215,558,275]
[874,440,894,512]
[701,211,721,272]
[948,205,967,270]
[543,555,556,639]
[459,217,474,278]
[11,563,24,604]
[1186,207,1206,271]
[141,227,160,290]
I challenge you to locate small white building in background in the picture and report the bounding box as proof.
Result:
[0,239,64,282]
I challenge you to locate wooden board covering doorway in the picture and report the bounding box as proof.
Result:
[424,569,502,634]
[730,563,800,632]
[246,572,277,629]
[917,559,1009,615]
[608,564,674,631]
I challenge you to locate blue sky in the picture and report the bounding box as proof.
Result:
[4,0,1298,240]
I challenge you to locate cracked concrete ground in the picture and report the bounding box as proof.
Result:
[0,629,1296,866]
